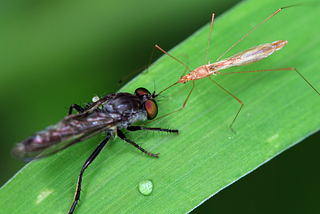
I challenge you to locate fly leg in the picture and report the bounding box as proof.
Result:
[117,126,178,158]
[68,104,85,115]
[117,129,159,157]
[117,126,176,158]
[68,132,111,214]
[127,126,178,134]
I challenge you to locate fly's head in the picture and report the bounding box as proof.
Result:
[135,88,158,120]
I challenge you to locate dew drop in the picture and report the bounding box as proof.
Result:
[138,179,154,196]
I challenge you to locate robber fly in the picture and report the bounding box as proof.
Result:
[12,87,178,214]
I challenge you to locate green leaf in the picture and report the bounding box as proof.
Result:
[1,0,320,213]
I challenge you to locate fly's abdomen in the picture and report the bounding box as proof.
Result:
[12,120,85,161]
[13,113,118,161]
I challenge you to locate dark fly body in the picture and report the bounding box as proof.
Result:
[12,87,178,214]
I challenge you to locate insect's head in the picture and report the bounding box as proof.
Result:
[135,87,158,120]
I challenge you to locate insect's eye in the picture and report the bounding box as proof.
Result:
[135,87,151,96]
[145,99,158,120]
[135,88,157,119]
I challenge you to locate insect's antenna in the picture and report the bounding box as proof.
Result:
[216,5,296,62]
[155,82,178,98]
[205,13,215,65]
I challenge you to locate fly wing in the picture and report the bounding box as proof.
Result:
[12,112,123,161]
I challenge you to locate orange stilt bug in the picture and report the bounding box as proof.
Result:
[149,5,320,133]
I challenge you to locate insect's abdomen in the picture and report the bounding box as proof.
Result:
[12,119,85,161]
[227,40,287,67]
[13,114,116,161]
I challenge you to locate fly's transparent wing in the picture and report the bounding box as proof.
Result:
[13,113,122,161]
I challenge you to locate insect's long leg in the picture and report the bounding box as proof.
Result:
[68,133,111,214]
[208,76,243,134]
[211,67,320,132]
[147,45,157,74]
[68,104,85,115]
[144,80,195,126]
[147,14,216,126]
[152,15,214,82]
[147,14,230,128]
[205,13,215,65]
[216,5,297,62]
[118,42,189,85]
[218,68,320,96]
[117,129,159,158]
[127,125,178,134]
[118,65,148,84]
[148,43,194,119]
[154,45,192,79]
[146,14,214,126]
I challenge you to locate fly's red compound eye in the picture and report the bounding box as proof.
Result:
[135,88,157,119]
[135,87,151,96]
[145,99,158,120]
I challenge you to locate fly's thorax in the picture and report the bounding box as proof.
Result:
[103,92,142,115]
[101,91,150,127]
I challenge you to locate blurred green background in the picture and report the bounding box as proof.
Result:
[0,0,319,213]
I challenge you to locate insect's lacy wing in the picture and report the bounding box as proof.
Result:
[12,113,122,162]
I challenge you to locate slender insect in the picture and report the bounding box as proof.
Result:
[150,5,320,133]
[12,88,178,214]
